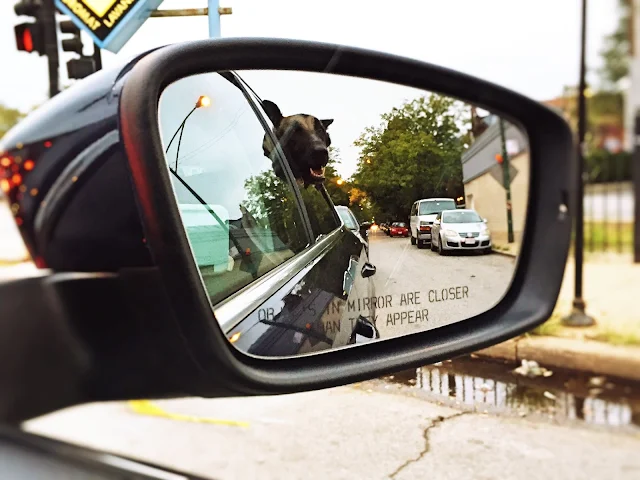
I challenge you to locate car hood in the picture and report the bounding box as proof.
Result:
[444,222,486,232]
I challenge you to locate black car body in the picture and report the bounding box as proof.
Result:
[0,53,377,358]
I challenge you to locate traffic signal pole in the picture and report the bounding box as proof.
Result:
[149,3,232,37]
[42,0,59,97]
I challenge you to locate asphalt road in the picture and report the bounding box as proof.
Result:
[364,230,516,338]
[23,381,640,480]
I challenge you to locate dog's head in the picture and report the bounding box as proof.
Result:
[261,100,333,187]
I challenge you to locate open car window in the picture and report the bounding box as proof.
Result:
[158,72,310,306]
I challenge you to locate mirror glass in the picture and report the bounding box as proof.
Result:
[157,70,529,358]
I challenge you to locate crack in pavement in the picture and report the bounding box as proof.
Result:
[388,411,471,479]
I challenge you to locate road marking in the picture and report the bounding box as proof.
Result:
[127,400,250,428]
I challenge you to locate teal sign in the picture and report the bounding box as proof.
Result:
[54,0,166,53]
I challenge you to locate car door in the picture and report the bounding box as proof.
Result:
[159,70,376,357]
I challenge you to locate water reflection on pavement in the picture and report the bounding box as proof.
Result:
[382,357,640,430]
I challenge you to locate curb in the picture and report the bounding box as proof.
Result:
[491,250,517,258]
[490,247,517,258]
[473,336,640,382]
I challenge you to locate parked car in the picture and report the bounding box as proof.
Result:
[430,208,492,255]
[336,205,371,252]
[389,221,409,237]
[409,197,457,248]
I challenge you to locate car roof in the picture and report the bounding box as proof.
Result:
[415,198,456,203]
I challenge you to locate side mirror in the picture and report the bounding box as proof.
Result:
[0,37,572,416]
[434,220,441,226]
[483,218,488,223]
[359,221,372,238]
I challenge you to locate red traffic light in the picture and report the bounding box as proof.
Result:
[22,28,33,52]
[14,23,43,55]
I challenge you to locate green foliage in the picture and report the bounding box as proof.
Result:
[585,149,631,183]
[242,169,307,251]
[598,0,631,89]
[351,94,469,222]
[0,104,26,139]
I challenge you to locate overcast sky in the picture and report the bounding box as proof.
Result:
[1,0,619,177]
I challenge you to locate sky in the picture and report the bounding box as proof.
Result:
[1,0,620,177]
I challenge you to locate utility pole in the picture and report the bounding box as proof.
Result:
[563,0,596,327]
[499,118,515,243]
[42,0,59,97]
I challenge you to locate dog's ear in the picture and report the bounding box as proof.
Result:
[321,119,334,130]
[262,100,283,128]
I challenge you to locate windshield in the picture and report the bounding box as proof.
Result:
[337,208,358,230]
[442,210,482,223]
[418,200,456,215]
[392,222,406,227]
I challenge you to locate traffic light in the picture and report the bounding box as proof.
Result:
[13,0,45,55]
[59,20,83,55]
[58,18,96,80]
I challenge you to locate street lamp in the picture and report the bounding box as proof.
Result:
[165,95,211,171]
[563,0,596,327]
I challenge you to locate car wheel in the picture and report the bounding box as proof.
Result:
[411,236,416,245]
[438,237,446,256]
[430,239,436,251]
[417,239,425,249]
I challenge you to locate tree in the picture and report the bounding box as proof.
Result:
[323,146,350,207]
[0,104,26,139]
[351,94,469,222]
[599,0,631,90]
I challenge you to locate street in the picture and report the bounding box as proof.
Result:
[365,230,516,338]
[23,365,640,480]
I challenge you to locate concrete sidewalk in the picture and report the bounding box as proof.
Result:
[23,383,640,480]
[553,254,640,340]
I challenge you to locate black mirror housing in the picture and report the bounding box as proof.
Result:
[118,37,572,398]
[0,38,573,420]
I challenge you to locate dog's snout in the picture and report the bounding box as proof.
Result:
[310,147,329,166]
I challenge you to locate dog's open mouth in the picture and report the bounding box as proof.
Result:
[309,167,325,181]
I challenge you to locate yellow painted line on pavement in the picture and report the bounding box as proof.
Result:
[127,400,249,428]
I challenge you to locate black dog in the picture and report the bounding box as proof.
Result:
[261,100,334,188]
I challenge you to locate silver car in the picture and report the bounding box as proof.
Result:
[431,209,492,255]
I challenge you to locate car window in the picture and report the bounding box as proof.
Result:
[158,72,310,306]
[301,185,340,239]
[337,207,358,230]
[442,210,483,223]
[252,100,340,240]
[418,200,456,215]
[410,203,417,216]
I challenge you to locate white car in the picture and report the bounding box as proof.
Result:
[431,209,492,255]
[409,197,457,249]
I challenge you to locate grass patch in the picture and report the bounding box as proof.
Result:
[529,314,564,337]
[577,222,633,253]
[587,327,640,347]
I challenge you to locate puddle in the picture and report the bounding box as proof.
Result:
[382,356,640,429]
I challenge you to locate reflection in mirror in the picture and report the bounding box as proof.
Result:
[157,70,529,358]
